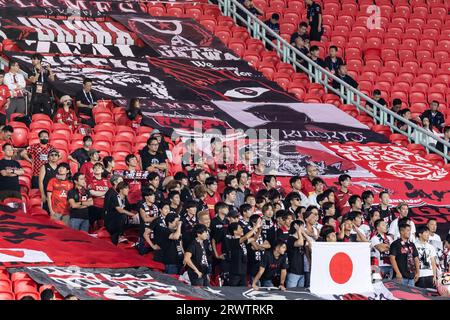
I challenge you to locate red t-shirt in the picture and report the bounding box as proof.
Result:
[47,177,73,215]
[335,188,352,216]
[27,143,55,177]
[205,191,222,219]
[79,162,94,185]
[301,177,315,196]
[54,108,78,130]
[88,176,111,208]
[0,84,11,113]
[249,173,265,194]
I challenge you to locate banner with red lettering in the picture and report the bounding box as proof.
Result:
[324,143,450,181]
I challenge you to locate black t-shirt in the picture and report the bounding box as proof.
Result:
[377,205,395,225]
[151,216,167,247]
[186,240,210,275]
[260,251,288,281]
[180,187,193,203]
[75,89,98,107]
[324,56,344,73]
[276,226,290,244]
[31,67,51,95]
[0,159,22,192]
[339,233,358,242]
[332,75,359,90]
[42,163,57,193]
[262,218,276,247]
[70,148,89,167]
[290,32,309,44]
[390,239,419,279]
[210,216,229,244]
[138,201,158,238]
[105,192,130,225]
[159,227,184,265]
[139,147,167,171]
[228,237,248,275]
[181,213,197,250]
[67,187,92,219]
[307,2,322,27]
[287,235,305,275]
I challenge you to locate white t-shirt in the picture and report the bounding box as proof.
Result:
[359,224,371,241]
[370,233,393,267]
[389,218,416,241]
[428,233,443,252]
[414,240,436,278]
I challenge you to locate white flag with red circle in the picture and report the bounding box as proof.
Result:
[310,242,373,295]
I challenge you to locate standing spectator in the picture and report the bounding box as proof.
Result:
[435,126,450,156]
[103,175,123,217]
[102,156,115,179]
[361,190,375,222]
[247,214,270,280]
[88,163,110,230]
[105,181,136,245]
[75,78,97,125]
[390,223,420,287]
[139,137,167,178]
[420,101,445,132]
[205,176,221,218]
[377,191,395,225]
[0,143,24,200]
[54,95,78,131]
[4,59,27,121]
[252,240,288,290]
[79,149,100,185]
[290,22,309,45]
[335,174,352,217]
[389,203,416,241]
[301,164,318,196]
[39,148,59,213]
[0,70,11,125]
[264,13,280,42]
[337,217,366,242]
[235,170,251,208]
[67,173,93,232]
[370,219,394,280]
[20,129,54,189]
[184,224,211,286]
[0,125,13,147]
[69,135,92,168]
[160,212,184,275]
[306,0,322,41]
[289,176,309,207]
[414,225,437,289]
[307,177,325,207]
[28,53,54,116]
[324,46,344,74]
[47,163,72,225]
[286,220,306,288]
[181,201,198,250]
[227,220,260,286]
[332,64,359,90]
[427,218,443,254]
[136,188,160,255]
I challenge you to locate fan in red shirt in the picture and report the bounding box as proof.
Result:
[20,129,54,189]
[205,176,221,219]
[301,164,319,196]
[53,95,79,131]
[79,149,100,186]
[113,154,147,205]
[249,157,267,194]
[47,163,73,225]
[0,71,11,123]
[235,147,255,174]
[335,174,352,217]
[88,162,111,230]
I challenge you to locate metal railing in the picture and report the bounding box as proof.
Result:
[216,0,450,163]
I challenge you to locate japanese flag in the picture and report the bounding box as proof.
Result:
[0,249,53,263]
[310,242,373,295]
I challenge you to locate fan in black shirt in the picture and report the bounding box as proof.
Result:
[0,143,24,197]
[324,46,344,74]
[332,64,359,91]
[226,221,260,286]
[366,89,388,112]
[210,202,230,274]
[389,224,420,284]
[69,136,92,168]
[139,137,167,176]
[159,212,184,275]
[184,224,211,286]
[75,78,97,121]
[286,221,306,288]
[181,201,198,250]
[252,241,288,290]
[247,214,271,278]
[261,203,276,247]
[137,188,160,255]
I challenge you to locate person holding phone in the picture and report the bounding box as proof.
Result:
[75,78,97,127]
[29,53,54,116]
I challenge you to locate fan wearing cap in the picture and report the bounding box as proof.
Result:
[79,149,100,186]
[54,95,78,131]
[38,148,60,213]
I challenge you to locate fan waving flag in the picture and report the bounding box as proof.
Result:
[310,242,373,295]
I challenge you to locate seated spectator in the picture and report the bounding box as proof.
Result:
[149,129,169,155]
[435,126,450,156]
[264,13,280,42]
[308,45,326,79]
[40,288,55,301]
[0,70,11,125]
[184,224,211,286]
[421,117,439,146]
[252,240,288,290]
[75,78,97,126]
[293,37,309,66]
[4,59,27,121]
[397,108,420,132]
[420,100,445,132]
[20,129,54,189]
[332,64,359,90]
[139,137,167,178]
[79,149,100,186]
[47,162,73,225]
[0,125,13,147]
[102,156,115,179]
[0,143,24,200]
[68,173,93,232]
[366,89,387,112]
[243,0,263,17]
[290,22,309,45]
[69,135,92,169]
[39,148,59,213]
[54,95,79,131]
[324,46,344,75]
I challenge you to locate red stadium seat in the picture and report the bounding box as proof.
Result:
[15,292,40,300]
[424,154,445,167]
[148,5,166,16]
[389,134,410,147]
[407,144,427,157]
[0,292,14,300]
[372,125,392,138]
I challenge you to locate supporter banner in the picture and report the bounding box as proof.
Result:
[0,17,136,45]
[0,211,162,269]
[111,14,228,49]
[0,0,144,17]
[325,143,450,181]
[17,40,153,57]
[147,58,298,102]
[409,206,450,240]
[155,45,240,61]
[7,52,199,100]
[213,101,389,143]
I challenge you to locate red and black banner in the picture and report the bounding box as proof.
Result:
[7,52,200,100]
[0,211,162,270]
